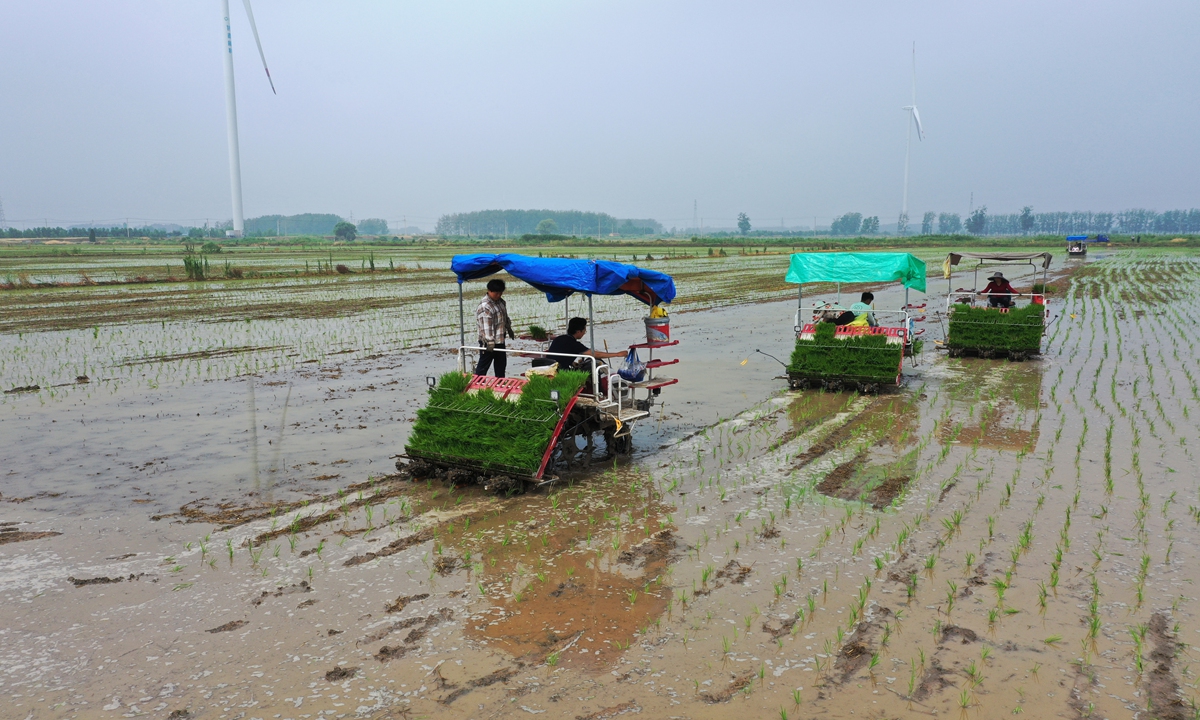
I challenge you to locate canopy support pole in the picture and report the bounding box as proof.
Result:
[796,284,803,330]
[458,282,466,373]
[588,294,595,351]
[588,293,599,400]
[564,296,569,333]
[837,282,841,304]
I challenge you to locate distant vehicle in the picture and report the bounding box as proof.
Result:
[1067,234,1108,257]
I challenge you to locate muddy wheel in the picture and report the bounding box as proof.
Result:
[482,475,523,496]
[404,459,437,479]
[611,433,633,455]
[947,347,964,358]
[556,433,585,470]
[1009,350,1028,362]
[860,382,879,395]
[979,348,996,359]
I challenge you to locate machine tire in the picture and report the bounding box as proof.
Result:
[612,434,634,455]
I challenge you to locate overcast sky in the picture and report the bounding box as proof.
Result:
[2,1,1197,230]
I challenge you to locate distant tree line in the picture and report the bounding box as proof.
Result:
[3,225,180,239]
[913,208,1200,236]
[829,213,882,236]
[435,209,663,237]
[241,214,389,237]
[1,213,394,240]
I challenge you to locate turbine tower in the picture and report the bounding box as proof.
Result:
[899,42,925,236]
[220,0,275,238]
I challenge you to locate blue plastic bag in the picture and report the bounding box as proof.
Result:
[618,348,646,382]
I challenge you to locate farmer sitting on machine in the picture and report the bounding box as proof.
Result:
[980,272,1016,308]
[847,292,879,328]
[532,317,625,371]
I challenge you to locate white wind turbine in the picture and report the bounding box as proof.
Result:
[899,42,925,235]
[220,0,276,238]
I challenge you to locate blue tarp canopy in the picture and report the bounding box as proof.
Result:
[785,252,927,293]
[1067,235,1087,241]
[451,253,676,306]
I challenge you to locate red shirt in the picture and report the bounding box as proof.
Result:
[982,280,1014,295]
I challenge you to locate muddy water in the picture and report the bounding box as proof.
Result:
[9,255,1200,720]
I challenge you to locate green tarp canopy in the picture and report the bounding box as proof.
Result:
[785,252,927,293]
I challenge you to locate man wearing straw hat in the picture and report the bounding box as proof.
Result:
[980,271,1016,308]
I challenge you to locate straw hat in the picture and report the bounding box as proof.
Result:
[988,272,1005,280]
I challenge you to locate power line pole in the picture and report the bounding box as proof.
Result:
[693,200,698,233]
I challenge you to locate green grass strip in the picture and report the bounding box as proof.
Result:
[405,370,590,474]
[947,303,1044,352]
[787,322,903,384]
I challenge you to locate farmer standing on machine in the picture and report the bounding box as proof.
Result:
[476,278,515,376]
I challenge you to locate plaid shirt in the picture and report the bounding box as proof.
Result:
[476,294,512,345]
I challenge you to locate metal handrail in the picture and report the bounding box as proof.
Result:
[458,345,613,405]
[945,293,1049,325]
[792,305,914,369]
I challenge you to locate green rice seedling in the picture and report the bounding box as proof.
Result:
[787,322,904,385]
[792,688,802,706]
[406,370,590,472]
[226,538,235,563]
[947,303,1044,353]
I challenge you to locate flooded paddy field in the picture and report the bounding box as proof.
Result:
[6,247,1199,720]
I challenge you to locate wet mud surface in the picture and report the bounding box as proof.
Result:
[5,253,1200,719]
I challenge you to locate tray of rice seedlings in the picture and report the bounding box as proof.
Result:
[787,322,904,392]
[404,369,591,481]
[946,303,1045,360]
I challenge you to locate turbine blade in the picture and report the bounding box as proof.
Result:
[912,106,925,140]
[241,0,276,94]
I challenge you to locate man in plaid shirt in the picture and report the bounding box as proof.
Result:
[475,278,515,377]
